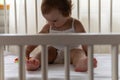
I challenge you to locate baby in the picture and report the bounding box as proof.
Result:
[26,0,97,72]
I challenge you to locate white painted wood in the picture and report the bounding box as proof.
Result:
[24,0,27,34]
[64,46,70,80]
[111,45,118,80]
[110,0,113,32]
[0,33,120,45]
[0,46,4,80]
[4,0,9,34]
[18,45,26,80]
[35,0,38,33]
[41,45,48,80]
[14,0,17,33]
[88,0,90,32]
[88,45,94,80]
[0,33,119,80]
[99,0,101,33]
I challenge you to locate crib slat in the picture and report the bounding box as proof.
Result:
[24,0,28,34]
[64,46,70,80]
[18,45,26,80]
[4,0,10,52]
[111,45,118,80]
[88,45,94,80]
[98,0,101,33]
[41,45,48,80]
[77,0,80,19]
[0,46,4,80]
[110,0,113,33]
[35,0,38,33]
[88,0,91,32]
[14,0,18,33]
[4,0,8,34]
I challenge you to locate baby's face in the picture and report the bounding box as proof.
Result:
[43,9,69,28]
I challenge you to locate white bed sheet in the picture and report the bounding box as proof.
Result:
[4,54,120,80]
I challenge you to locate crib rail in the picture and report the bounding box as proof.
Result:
[0,33,120,45]
[0,33,120,80]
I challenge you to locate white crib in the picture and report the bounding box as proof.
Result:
[0,33,120,80]
[1,0,120,80]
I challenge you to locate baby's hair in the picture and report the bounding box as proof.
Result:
[41,0,72,17]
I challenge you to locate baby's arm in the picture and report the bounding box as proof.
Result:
[82,45,88,56]
[26,24,50,59]
[74,19,88,55]
[25,45,38,59]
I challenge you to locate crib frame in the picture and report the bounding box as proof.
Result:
[0,33,120,80]
[1,0,120,80]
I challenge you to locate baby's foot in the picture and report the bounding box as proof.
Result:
[75,57,97,72]
[26,58,40,71]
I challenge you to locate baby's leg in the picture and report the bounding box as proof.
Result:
[26,46,58,71]
[70,49,97,72]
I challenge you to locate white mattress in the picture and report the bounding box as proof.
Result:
[4,54,120,80]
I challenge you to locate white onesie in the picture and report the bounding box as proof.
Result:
[49,18,82,63]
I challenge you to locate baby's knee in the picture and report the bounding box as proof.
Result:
[70,48,85,54]
[48,46,58,63]
[70,49,86,59]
